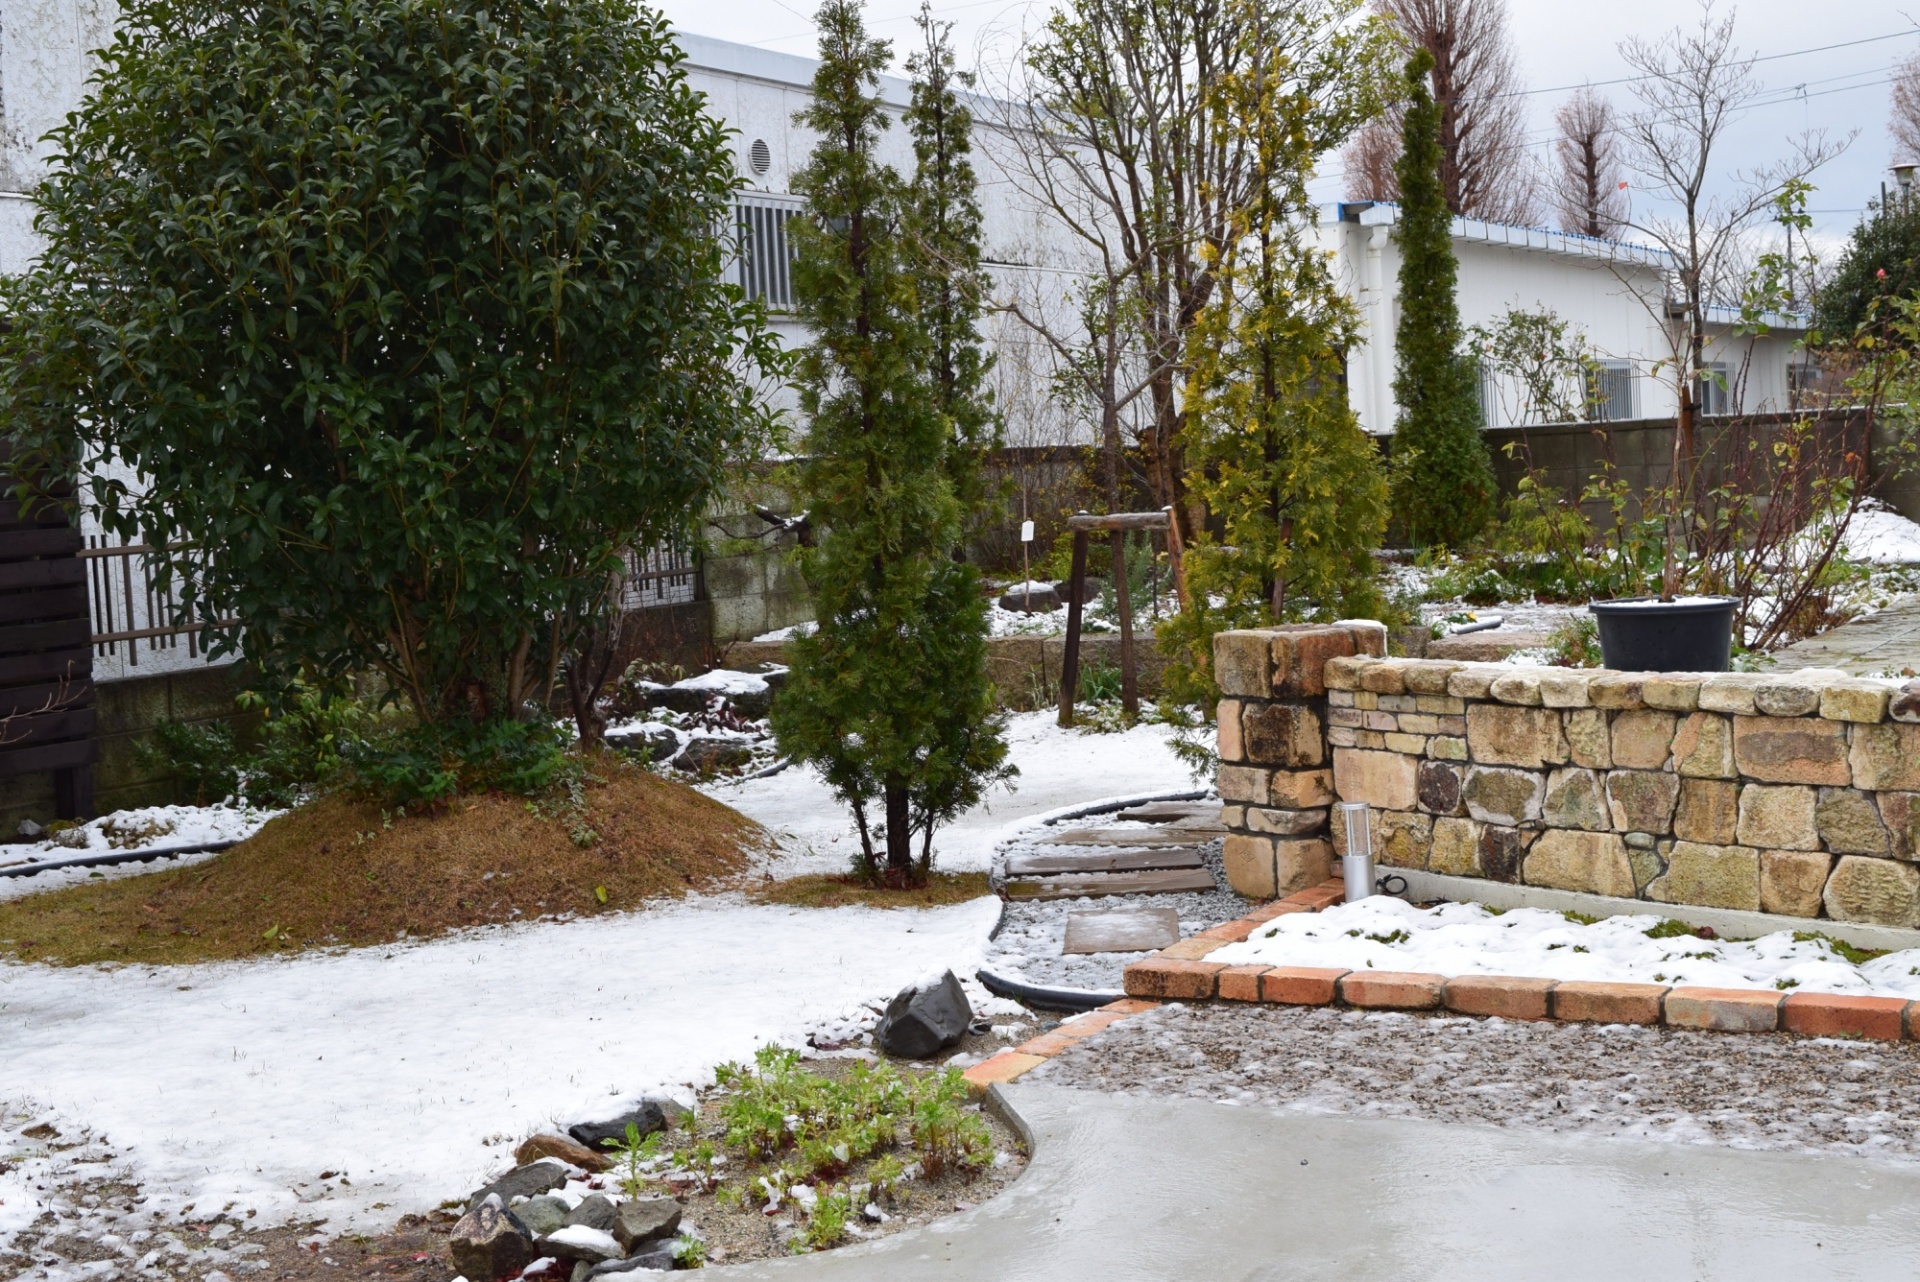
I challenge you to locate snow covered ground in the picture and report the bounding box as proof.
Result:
[0,896,1001,1238]
[1210,895,1920,998]
[700,709,1196,876]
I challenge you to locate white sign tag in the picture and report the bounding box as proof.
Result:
[1020,520,1035,543]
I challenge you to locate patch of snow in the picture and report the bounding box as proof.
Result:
[0,895,1000,1239]
[1210,896,1920,998]
[752,622,815,642]
[672,669,770,696]
[0,803,278,866]
[700,710,1194,875]
[1844,500,1920,566]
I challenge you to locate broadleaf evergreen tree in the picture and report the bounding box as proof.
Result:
[1387,50,1497,548]
[770,0,1010,887]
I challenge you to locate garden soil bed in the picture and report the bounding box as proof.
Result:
[0,759,766,966]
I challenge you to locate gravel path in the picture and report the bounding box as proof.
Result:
[1030,1002,1920,1161]
[984,818,1250,992]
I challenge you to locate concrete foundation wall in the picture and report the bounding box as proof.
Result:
[1214,624,1920,929]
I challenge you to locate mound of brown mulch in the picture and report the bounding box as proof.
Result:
[0,760,765,966]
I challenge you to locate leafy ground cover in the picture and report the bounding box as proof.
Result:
[599,1046,1021,1264]
[0,759,763,966]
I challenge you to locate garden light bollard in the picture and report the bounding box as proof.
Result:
[1338,802,1375,904]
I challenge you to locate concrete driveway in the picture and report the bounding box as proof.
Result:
[706,1081,1920,1280]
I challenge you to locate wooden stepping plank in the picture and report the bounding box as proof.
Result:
[1004,868,1220,900]
[1004,848,1206,876]
[1041,828,1215,848]
[1117,801,1219,823]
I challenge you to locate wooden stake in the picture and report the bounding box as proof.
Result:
[1058,525,1090,727]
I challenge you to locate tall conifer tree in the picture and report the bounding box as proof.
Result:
[771,0,1009,886]
[1387,50,1497,548]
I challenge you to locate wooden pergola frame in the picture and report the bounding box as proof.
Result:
[1057,508,1171,727]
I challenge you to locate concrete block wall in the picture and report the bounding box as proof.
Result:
[1214,628,1920,928]
[1211,623,1388,899]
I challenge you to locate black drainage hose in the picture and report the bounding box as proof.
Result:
[0,840,241,880]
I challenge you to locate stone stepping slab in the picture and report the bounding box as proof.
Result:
[1063,907,1182,955]
[1117,801,1222,824]
[1004,868,1219,900]
[1003,848,1206,877]
[1036,828,1217,848]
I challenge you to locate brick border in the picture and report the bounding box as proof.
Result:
[963,875,1920,1095]
[1114,878,1920,1043]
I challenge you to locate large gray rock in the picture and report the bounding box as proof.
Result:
[514,1194,570,1238]
[466,1161,567,1212]
[644,685,712,715]
[873,970,973,1059]
[611,1197,682,1251]
[569,1103,667,1153]
[726,685,774,719]
[449,1195,536,1281]
[592,1243,677,1274]
[998,583,1060,613]
[606,724,678,762]
[673,737,753,775]
[564,1194,618,1234]
[534,1224,624,1264]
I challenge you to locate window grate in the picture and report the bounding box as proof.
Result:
[735,197,801,310]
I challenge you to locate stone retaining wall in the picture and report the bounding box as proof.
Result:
[1214,625,1920,928]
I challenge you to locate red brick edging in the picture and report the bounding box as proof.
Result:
[962,878,1920,1095]
[1121,878,1920,1043]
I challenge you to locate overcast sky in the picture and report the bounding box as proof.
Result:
[655,0,1916,246]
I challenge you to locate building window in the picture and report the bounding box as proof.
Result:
[735,197,801,310]
[1693,362,1730,416]
[1587,362,1634,421]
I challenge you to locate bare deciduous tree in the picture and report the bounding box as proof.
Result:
[1893,51,1920,163]
[1609,0,1849,595]
[1550,86,1625,237]
[1342,0,1537,224]
[988,0,1389,598]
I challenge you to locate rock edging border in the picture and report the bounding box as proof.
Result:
[1118,879,1920,1042]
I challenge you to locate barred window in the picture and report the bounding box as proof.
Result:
[619,542,698,612]
[735,197,802,310]
[1586,362,1634,421]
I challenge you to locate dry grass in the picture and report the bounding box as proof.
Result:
[0,759,764,967]
[751,871,992,909]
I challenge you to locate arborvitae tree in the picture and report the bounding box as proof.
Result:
[1162,8,1389,705]
[771,0,1009,887]
[1387,50,1497,548]
[905,4,1001,515]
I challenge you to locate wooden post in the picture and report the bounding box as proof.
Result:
[1109,529,1137,717]
[1058,524,1090,727]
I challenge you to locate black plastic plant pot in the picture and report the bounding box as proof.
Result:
[1588,596,1739,673]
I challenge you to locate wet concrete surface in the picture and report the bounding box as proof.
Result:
[706,1081,1920,1280]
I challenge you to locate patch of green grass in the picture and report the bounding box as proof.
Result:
[1791,930,1888,966]
[1562,911,1603,926]
[1643,919,1695,940]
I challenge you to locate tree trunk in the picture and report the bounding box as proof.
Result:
[885,782,913,882]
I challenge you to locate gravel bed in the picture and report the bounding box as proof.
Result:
[983,839,1250,992]
[1031,1001,1920,1161]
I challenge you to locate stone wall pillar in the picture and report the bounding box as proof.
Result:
[1212,623,1386,899]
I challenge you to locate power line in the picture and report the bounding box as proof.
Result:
[1482,26,1920,101]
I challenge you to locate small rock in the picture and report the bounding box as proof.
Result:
[1892,679,1920,722]
[592,1243,677,1274]
[534,1224,624,1264]
[873,970,973,1059]
[467,1162,568,1213]
[611,1197,682,1251]
[672,737,753,775]
[568,1103,667,1153]
[514,1194,570,1238]
[449,1194,536,1281]
[514,1134,612,1174]
[605,724,678,763]
[16,819,43,839]
[998,583,1060,613]
[564,1195,617,1234]
[570,1262,596,1282]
